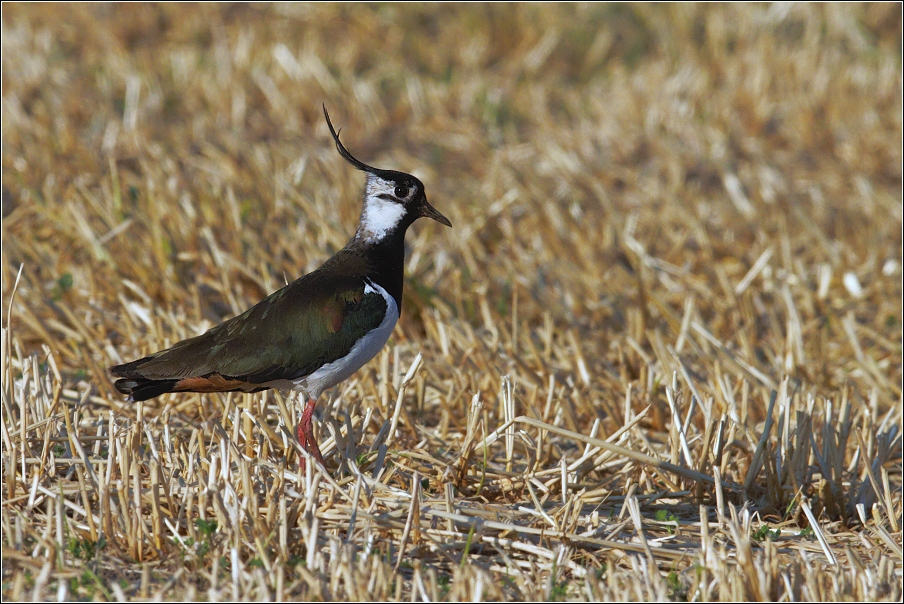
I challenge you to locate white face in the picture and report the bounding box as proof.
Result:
[357,175,410,243]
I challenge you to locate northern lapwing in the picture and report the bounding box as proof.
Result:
[110,106,451,470]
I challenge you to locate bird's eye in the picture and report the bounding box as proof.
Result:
[394,185,409,198]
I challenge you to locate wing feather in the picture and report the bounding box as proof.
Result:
[111,267,388,386]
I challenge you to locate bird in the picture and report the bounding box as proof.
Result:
[110,105,451,471]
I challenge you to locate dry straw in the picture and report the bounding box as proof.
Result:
[2,4,901,601]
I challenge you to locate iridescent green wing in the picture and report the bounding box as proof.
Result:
[124,271,388,383]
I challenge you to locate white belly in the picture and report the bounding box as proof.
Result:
[294,280,398,399]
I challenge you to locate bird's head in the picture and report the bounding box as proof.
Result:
[323,105,451,243]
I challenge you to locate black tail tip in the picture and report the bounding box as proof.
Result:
[113,378,178,402]
[113,378,137,395]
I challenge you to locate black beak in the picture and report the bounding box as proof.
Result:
[421,199,452,227]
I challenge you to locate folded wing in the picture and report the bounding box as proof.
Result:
[111,268,388,400]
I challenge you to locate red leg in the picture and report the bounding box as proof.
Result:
[296,398,325,471]
[296,421,308,473]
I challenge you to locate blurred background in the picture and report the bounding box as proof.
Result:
[2,3,901,418]
[2,5,902,600]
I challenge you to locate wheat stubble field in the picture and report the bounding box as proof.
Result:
[2,4,902,601]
